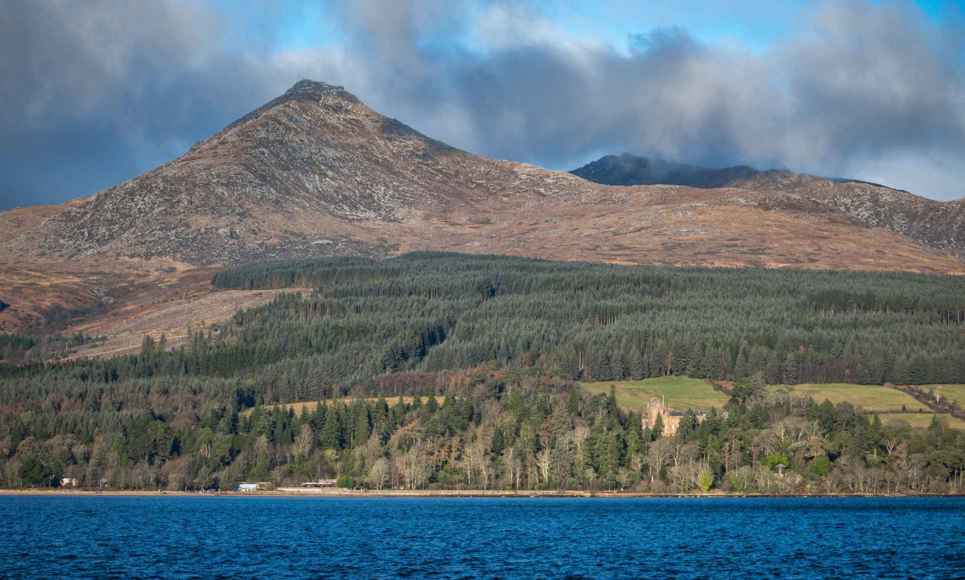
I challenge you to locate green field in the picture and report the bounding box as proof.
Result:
[582,376,728,412]
[585,377,945,417]
[925,385,965,408]
[880,413,965,430]
[771,383,925,413]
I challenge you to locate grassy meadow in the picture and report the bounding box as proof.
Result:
[880,413,965,430]
[581,376,729,412]
[583,377,964,430]
[768,383,925,413]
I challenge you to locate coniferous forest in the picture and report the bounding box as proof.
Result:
[1,253,963,493]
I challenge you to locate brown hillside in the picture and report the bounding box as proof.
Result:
[7,79,961,271]
[732,172,965,259]
[572,153,965,259]
[2,80,964,337]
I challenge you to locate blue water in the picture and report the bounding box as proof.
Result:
[1,497,963,578]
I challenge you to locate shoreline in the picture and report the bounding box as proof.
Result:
[0,488,961,499]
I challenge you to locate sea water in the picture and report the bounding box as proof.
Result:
[1,496,963,578]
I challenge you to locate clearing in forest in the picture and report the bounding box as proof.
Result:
[581,376,728,412]
[771,383,925,413]
[245,396,446,417]
[880,413,965,430]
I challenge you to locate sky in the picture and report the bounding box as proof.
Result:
[1,0,964,210]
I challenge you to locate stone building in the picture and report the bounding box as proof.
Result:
[642,397,705,436]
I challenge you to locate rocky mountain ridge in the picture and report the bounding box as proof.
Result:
[733,171,965,257]
[6,81,960,267]
[574,153,965,259]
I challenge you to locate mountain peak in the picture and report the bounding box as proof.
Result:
[572,153,757,188]
[282,79,360,104]
[203,79,363,144]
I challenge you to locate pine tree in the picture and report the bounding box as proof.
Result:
[652,414,664,440]
[352,405,370,447]
[319,406,340,449]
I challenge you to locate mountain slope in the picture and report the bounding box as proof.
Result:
[731,171,965,258]
[30,81,586,264]
[2,80,965,334]
[6,80,957,270]
[573,153,965,259]
[30,81,459,262]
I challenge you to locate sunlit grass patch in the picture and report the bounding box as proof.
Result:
[582,376,727,412]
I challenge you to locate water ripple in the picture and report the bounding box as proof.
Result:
[0,497,963,578]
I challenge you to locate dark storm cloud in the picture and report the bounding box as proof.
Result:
[1,0,964,209]
[326,0,965,198]
[0,1,302,209]
[321,1,780,168]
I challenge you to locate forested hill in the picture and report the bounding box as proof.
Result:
[211,252,965,386]
[1,253,963,493]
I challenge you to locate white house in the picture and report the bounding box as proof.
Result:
[300,479,337,488]
[238,482,274,492]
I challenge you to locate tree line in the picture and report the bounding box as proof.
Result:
[3,369,963,494]
[0,252,963,492]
